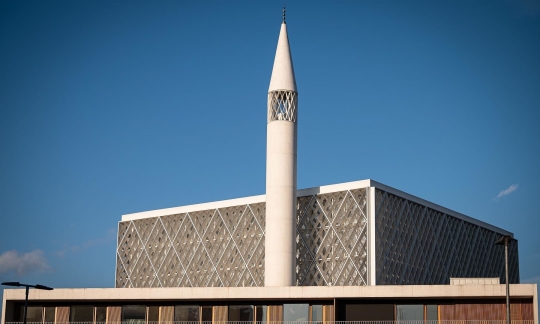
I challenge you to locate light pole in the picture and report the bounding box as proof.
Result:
[494,235,513,324]
[2,282,53,324]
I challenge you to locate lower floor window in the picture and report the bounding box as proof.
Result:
[175,305,199,322]
[396,304,438,321]
[283,304,310,322]
[228,305,254,321]
[122,305,146,324]
[70,306,94,322]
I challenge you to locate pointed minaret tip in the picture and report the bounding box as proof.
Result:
[269,9,296,92]
[283,6,286,24]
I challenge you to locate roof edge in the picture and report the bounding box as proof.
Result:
[370,180,514,237]
[121,179,514,237]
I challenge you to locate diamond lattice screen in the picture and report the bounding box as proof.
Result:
[116,203,266,288]
[296,188,368,286]
[374,189,519,285]
[116,189,369,288]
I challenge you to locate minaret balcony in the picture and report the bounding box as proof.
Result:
[268,90,298,123]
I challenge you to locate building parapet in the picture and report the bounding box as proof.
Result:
[3,284,537,301]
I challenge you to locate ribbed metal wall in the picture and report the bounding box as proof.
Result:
[374,189,519,285]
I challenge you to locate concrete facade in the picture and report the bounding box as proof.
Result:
[3,284,537,302]
[3,284,538,323]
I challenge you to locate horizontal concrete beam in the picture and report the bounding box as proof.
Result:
[3,284,537,301]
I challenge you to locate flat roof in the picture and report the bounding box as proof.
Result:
[121,179,513,237]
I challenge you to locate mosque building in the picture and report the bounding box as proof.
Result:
[2,11,537,323]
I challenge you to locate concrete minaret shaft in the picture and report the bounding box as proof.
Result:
[265,17,298,287]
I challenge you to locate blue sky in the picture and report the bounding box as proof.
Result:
[1,0,539,309]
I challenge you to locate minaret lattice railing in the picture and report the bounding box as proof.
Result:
[268,90,298,123]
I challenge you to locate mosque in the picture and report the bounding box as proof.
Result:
[2,11,537,323]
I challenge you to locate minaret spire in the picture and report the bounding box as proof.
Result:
[282,6,286,23]
[268,15,296,94]
[265,12,298,287]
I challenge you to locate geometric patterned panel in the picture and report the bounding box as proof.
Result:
[268,90,298,123]
[296,188,368,286]
[116,202,266,288]
[375,189,519,285]
[117,187,516,288]
[117,188,371,288]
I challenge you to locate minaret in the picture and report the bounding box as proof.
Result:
[265,8,298,287]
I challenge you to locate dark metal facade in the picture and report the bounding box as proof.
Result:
[374,189,519,285]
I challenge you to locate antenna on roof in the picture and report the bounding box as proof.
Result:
[282,6,286,23]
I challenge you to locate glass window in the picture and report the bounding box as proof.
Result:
[255,306,267,322]
[229,305,254,321]
[44,307,55,323]
[201,306,212,323]
[283,304,309,322]
[23,306,43,322]
[344,304,394,321]
[122,305,146,324]
[71,306,94,322]
[426,305,438,321]
[174,305,199,322]
[311,305,323,323]
[396,305,423,320]
[96,307,107,323]
[147,306,159,322]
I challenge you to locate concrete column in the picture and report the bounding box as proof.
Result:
[265,120,297,286]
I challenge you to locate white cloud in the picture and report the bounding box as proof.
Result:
[495,184,519,200]
[0,249,50,276]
